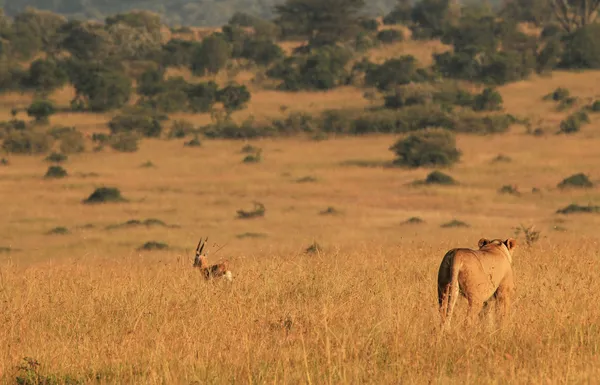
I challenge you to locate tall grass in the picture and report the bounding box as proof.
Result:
[1,240,599,383]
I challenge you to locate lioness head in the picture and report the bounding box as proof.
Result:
[478,238,517,252]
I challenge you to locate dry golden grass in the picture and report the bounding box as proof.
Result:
[2,127,600,382]
[4,36,600,382]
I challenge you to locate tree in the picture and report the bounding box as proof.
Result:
[274,0,366,46]
[217,83,251,112]
[191,34,232,76]
[23,58,68,96]
[66,60,132,112]
[550,0,600,32]
[11,7,67,58]
[60,20,114,61]
[389,128,461,168]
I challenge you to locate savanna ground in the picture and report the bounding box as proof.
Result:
[1,34,600,384]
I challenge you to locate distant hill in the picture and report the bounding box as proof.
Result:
[2,0,402,27]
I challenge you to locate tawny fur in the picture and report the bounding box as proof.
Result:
[193,237,232,281]
[437,237,517,330]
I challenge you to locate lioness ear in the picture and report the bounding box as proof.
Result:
[504,238,517,250]
[478,238,490,248]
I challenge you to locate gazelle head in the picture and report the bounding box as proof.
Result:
[193,237,209,267]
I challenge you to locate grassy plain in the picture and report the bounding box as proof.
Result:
[1,36,600,384]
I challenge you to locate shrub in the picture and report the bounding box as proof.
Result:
[268,46,354,91]
[138,241,169,251]
[236,202,265,219]
[403,217,424,224]
[305,241,323,254]
[384,83,435,109]
[83,187,127,204]
[241,144,260,153]
[513,224,540,247]
[217,83,251,112]
[108,111,163,138]
[243,149,262,163]
[498,184,520,196]
[319,206,340,215]
[389,128,461,168]
[558,173,593,189]
[0,158,9,166]
[241,38,284,66]
[377,29,404,44]
[560,23,600,69]
[365,56,421,91]
[44,165,68,179]
[2,131,52,154]
[473,87,503,111]
[187,81,219,113]
[556,203,600,214]
[543,87,570,102]
[559,110,589,134]
[110,132,139,152]
[440,219,470,228]
[424,170,457,185]
[45,152,68,163]
[491,154,512,163]
[92,133,110,144]
[46,226,69,235]
[191,34,232,75]
[588,100,600,112]
[26,100,56,123]
[451,112,514,134]
[184,135,202,147]
[59,130,85,154]
[168,120,195,139]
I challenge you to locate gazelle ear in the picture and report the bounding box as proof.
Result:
[198,237,206,255]
[196,238,204,255]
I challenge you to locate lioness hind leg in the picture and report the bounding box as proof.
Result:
[494,286,513,325]
[466,297,484,326]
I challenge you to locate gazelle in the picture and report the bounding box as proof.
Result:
[193,237,233,281]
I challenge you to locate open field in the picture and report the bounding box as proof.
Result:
[2,119,600,382]
[2,21,600,380]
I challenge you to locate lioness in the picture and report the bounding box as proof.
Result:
[437,238,517,329]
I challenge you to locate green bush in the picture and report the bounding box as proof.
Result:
[588,100,600,112]
[559,110,589,134]
[384,83,435,109]
[424,170,457,185]
[191,34,232,75]
[267,46,353,91]
[26,100,56,123]
[365,56,422,91]
[186,81,219,113]
[440,219,470,228]
[83,187,126,204]
[543,87,570,102]
[44,165,68,179]
[2,131,52,154]
[558,173,593,189]
[377,29,404,44]
[110,132,139,152]
[168,120,195,139]
[108,110,163,138]
[59,130,85,154]
[217,83,251,112]
[138,241,169,251]
[243,149,262,163]
[184,135,202,147]
[389,128,461,168]
[556,203,600,214]
[473,87,503,111]
[560,23,600,69]
[45,152,68,163]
